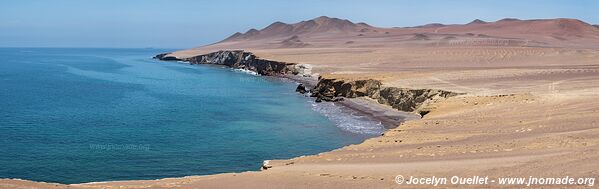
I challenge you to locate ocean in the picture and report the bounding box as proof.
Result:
[0,48,384,184]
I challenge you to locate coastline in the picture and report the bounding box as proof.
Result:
[0,51,423,186]
[159,50,426,130]
[280,73,422,129]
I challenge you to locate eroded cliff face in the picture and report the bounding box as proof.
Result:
[311,77,462,113]
[376,87,460,113]
[155,50,462,114]
[310,78,381,102]
[155,50,299,76]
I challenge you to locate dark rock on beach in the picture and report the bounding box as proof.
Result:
[295,84,307,94]
[309,77,462,112]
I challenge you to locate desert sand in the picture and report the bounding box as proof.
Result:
[2,16,599,188]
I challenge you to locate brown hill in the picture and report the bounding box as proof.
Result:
[426,18,599,42]
[172,16,599,58]
[280,35,310,48]
[410,23,446,28]
[467,19,487,25]
[223,16,374,41]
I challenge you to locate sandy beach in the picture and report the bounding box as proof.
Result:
[2,16,599,188]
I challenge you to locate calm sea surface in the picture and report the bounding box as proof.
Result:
[0,48,383,184]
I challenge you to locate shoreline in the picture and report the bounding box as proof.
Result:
[174,56,421,130]
[165,50,424,130]
[280,74,421,129]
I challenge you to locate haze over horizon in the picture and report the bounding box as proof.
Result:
[1,0,597,48]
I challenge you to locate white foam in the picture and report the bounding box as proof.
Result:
[233,68,259,75]
[310,101,384,135]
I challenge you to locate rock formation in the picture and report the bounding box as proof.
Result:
[153,53,181,61]
[310,77,462,112]
[295,84,307,94]
[155,50,300,76]
[156,50,462,113]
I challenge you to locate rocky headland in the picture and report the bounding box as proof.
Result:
[154,50,458,123]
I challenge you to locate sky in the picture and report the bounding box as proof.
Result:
[1,0,598,48]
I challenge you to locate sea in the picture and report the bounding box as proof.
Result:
[0,48,384,184]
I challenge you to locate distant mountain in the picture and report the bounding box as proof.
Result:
[410,23,446,28]
[169,16,599,58]
[467,19,487,25]
[453,18,598,38]
[223,16,374,42]
[223,16,598,43]
[497,18,521,22]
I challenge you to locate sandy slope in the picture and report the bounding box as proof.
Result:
[2,16,599,188]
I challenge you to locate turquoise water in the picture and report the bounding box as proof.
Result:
[0,48,382,184]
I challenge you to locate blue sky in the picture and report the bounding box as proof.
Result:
[1,0,597,48]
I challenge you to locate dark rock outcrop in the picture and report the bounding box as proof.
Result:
[295,84,307,94]
[311,78,382,99]
[153,53,182,61]
[184,51,294,75]
[156,50,298,76]
[376,87,459,112]
[310,77,462,112]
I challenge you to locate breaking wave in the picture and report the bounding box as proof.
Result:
[310,101,385,135]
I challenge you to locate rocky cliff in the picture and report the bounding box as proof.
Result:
[156,50,462,114]
[155,50,302,76]
[310,77,462,114]
[153,53,182,61]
